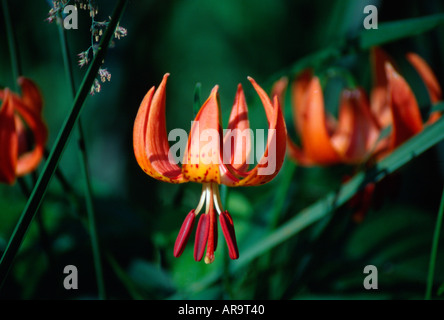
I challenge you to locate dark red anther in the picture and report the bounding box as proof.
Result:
[212,210,218,252]
[194,213,210,261]
[204,206,218,264]
[173,210,196,258]
[219,210,239,260]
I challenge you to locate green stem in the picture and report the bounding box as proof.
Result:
[57,16,106,300]
[1,0,21,91]
[31,171,56,273]
[0,0,128,289]
[78,123,106,299]
[425,186,444,300]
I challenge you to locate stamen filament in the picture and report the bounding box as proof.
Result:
[212,183,223,215]
[205,182,212,214]
[195,183,209,215]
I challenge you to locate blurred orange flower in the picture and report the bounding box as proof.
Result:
[272,48,442,222]
[272,69,380,167]
[370,47,442,157]
[0,77,48,184]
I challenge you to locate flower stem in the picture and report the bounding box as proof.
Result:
[1,0,21,91]
[425,186,444,300]
[57,15,106,300]
[0,0,128,289]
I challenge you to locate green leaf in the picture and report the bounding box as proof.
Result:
[106,253,146,300]
[426,186,444,300]
[360,14,444,49]
[431,102,444,113]
[127,259,176,296]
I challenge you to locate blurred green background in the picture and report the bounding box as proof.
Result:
[1,0,444,299]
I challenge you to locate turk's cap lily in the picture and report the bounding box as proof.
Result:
[133,73,287,186]
[133,73,287,263]
[370,48,442,156]
[272,69,380,167]
[370,47,442,129]
[344,49,442,222]
[0,77,48,184]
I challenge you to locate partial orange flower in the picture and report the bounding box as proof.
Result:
[370,47,442,156]
[272,69,380,167]
[133,73,286,263]
[0,77,48,184]
[350,48,443,221]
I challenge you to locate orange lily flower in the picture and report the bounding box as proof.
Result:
[272,69,380,167]
[350,48,443,221]
[0,77,48,184]
[370,47,442,155]
[133,73,286,263]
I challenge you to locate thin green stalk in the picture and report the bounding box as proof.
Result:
[0,0,128,289]
[57,17,106,300]
[2,0,21,91]
[17,174,56,274]
[425,186,444,300]
[78,125,106,299]
[31,171,56,273]
[105,253,146,300]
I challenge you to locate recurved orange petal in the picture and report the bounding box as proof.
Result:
[272,73,316,166]
[0,90,18,184]
[299,75,341,165]
[10,94,48,177]
[370,47,397,128]
[406,53,442,104]
[385,62,423,149]
[271,76,288,111]
[182,86,221,184]
[331,88,380,163]
[223,84,251,172]
[133,73,185,183]
[292,70,313,136]
[406,52,442,124]
[221,77,287,187]
[18,77,43,115]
